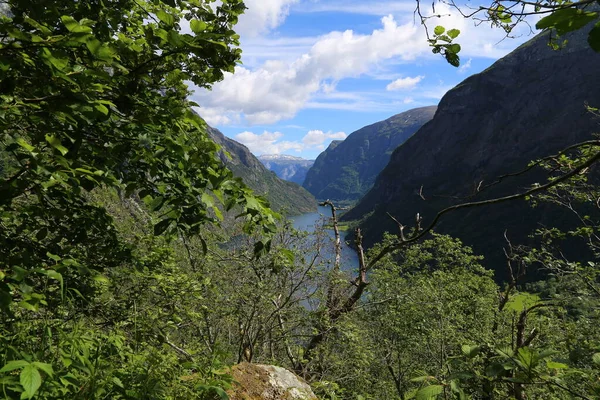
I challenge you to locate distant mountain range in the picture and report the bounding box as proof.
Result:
[206,127,316,215]
[258,154,314,185]
[343,24,600,279]
[302,106,437,203]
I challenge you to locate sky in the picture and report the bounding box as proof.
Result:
[190,0,539,160]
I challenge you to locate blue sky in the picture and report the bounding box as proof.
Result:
[191,0,538,159]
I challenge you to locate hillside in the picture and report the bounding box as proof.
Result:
[207,127,316,215]
[343,25,600,277]
[258,154,315,185]
[302,106,437,202]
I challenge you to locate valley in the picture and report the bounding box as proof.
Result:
[1,1,600,400]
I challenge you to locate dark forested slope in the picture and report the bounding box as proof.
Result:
[303,106,437,202]
[207,127,316,214]
[343,25,600,277]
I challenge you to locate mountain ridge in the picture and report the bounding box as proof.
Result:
[342,25,600,278]
[303,106,437,203]
[258,154,315,185]
[207,126,316,215]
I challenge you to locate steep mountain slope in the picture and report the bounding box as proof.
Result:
[343,26,600,277]
[258,154,315,185]
[303,106,437,202]
[207,127,316,215]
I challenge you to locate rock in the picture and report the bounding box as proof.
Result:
[258,155,315,186]
[227,363,318,400]
[343,23,600,280]
[303,106,437,202]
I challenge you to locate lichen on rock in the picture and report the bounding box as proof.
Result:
[227,363,318,400]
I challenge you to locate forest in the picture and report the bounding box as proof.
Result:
[1,0,599,399]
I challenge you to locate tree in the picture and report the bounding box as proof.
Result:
[0,0,279,397]
[0,0,277,317]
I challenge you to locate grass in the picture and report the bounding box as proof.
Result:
[323,223,352,232]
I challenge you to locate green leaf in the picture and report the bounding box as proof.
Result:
[46,252,61,262]
[546,361,568,369]
[154,218,172,236]
[212,387,229,400]
[149,196,165,212]
[447,43,461,54]
[190,19,207,34]
[0,360,30,372]
[45,270,64,300]
[461,344,480,358]
[434,26,445,35]
[93,274,109,284]
[447,28,460,39]
[32,362,53,377]
[60,15,93,33]
[588,21,600,52]
[16,138,35,152]
[592,353,600,366]
[485,362,508,377]
[536,8,598,36]
[20,365,41,398]
[45,135,69,156]
[415,384,444,400]
[112,377,124,388]
[156,10,175,26]
[94,103,109,115]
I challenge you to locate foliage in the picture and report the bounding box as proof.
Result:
[0,0,281,398]
[1,0,600,399]
[420,0,600,65]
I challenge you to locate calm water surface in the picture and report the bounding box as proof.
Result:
[290,205,359,271]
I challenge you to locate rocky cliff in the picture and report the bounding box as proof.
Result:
[258,154,315,185]
[343,25,600,278]
[207,127,316,215]
[303,106,437,203]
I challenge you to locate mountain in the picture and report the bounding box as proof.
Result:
[207,127,316,215]
[258,154,315,185]
[302,106,437,203]
[343,25,600,278]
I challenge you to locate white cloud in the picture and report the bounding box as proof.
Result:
[403,97,415,104]
[235,129,347,155]
[195,106,239,126]
[386,75,424,91]
[194,3,536,125]
[193,14,428,124]
[235,0,299,37]
[302,130,347,146]
[458,58,472,74]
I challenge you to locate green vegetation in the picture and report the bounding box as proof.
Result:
[505,292,541,312]
[1,0,600,399]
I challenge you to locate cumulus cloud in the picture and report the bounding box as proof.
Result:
[235,0,299,37]
[193,3,536,125]
[193,14,427,124]
[302,130,347,146]
[235,130,347,155]
[386,75,424,91]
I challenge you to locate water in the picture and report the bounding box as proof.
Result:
[290,205,359,271]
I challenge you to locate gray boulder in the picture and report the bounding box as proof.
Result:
[227,363,318,400]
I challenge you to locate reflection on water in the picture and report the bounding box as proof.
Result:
[290,205,359,271]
